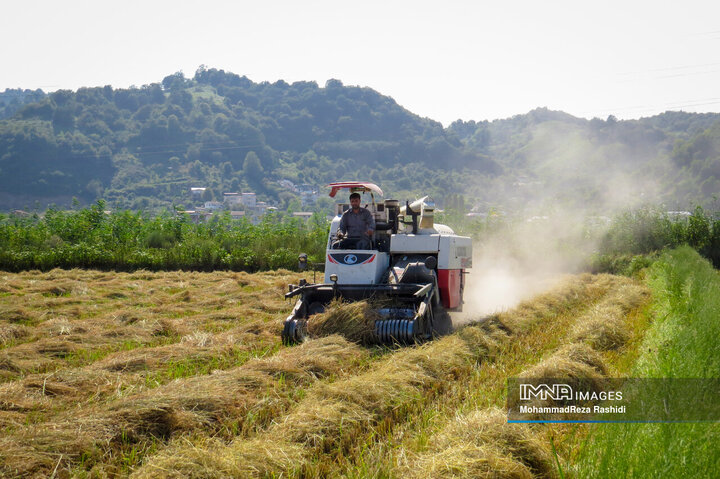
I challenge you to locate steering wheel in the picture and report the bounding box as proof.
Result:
[355,236,372,250]
[331,235,373,250]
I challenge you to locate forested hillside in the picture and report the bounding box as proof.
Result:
[450,109,720,211]
[1,67,719,212]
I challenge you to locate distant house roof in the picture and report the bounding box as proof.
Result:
[190,187,206,192]
[180,210,211,216]
[230,211,245,217]
[292,212,314,217]
[667,211,691,217]
[327,182,383,198]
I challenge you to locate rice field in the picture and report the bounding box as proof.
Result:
[0,268,653,478]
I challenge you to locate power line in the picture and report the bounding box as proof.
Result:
[575,97,720,117]
[618,62,720,76]
[656,69,720,80]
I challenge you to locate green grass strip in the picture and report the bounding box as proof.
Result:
[572,246,720,477]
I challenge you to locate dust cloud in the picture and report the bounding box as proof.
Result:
[454,218,588,325]
[452,119,673,325]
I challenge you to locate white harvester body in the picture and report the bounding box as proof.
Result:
[283,181,473,345]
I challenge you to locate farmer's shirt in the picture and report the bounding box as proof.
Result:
[339,207,375,237]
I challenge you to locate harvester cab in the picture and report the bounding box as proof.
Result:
[283,181,472,345]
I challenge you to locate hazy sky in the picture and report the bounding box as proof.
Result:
[2,0,720,125]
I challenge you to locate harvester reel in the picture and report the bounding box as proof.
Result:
[374,318,419,344]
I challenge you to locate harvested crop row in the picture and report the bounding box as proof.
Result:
[0,334,368,478]
[306,299,380,344]
[131,324,506,479]
[0,305,288,381]
[132,274,613,478]
[0,319,180,382]
[402,276,649,479]
[410,408,554,479]
[0,268,301,341]
[494,273,621,335]
[520,276,649,388]
[404,350,604,479]
[568,276,650,351]
[0,321,280,417]
[0,268,302,383]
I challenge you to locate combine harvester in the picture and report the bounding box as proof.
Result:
[283,182,472,345]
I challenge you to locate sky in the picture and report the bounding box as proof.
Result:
[2,0,720,125]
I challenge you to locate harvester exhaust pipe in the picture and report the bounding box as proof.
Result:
[385,199,399,234]
[405,201,419,234]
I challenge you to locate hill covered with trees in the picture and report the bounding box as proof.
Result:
[1,67,719,213]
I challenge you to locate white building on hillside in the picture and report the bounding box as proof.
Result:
[224,192,242,208]
[241,192,256,208]
[204,201,223,211]
[190,187,207,199]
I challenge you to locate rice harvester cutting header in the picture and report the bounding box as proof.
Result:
[283,181,472,345]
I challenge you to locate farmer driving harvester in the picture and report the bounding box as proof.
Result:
[335,192,375,250]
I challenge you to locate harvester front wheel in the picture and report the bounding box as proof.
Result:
[282,318,307,345]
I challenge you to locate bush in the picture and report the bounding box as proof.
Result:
[0,203,328,272]
[599,206,720,270]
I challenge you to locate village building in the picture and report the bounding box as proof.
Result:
[204,201,223,211]
[190,187,207,199]
[223,192,242,208]
[241,192,257,208]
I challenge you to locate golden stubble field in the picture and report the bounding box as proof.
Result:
[0,269,651,478]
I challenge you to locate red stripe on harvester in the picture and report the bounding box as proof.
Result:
[360,254,376,264]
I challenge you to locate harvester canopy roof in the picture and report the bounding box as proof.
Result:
[327,182,384,198]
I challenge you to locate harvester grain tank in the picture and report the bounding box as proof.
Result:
[283,182,472,345]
